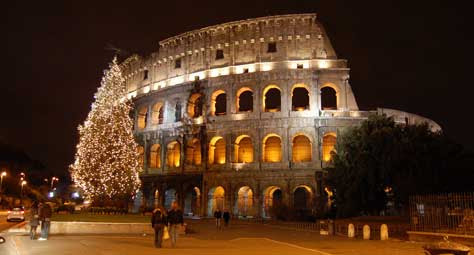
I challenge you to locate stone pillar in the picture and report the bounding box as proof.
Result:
[363,225,370,240]
[380,224,389,241]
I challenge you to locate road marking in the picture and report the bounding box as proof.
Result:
[231,237,334,255]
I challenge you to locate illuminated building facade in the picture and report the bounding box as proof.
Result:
[122,14,440,217]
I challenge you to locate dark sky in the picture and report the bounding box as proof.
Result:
[4,1,473,180]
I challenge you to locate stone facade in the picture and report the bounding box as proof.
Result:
[122,14,440,218]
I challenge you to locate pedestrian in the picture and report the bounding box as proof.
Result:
[38,201,52,241]
[151,206,167,248]
[214,208,222,230]
[29,201,40,240]
[167,201,183,248]
[223,209,230,227]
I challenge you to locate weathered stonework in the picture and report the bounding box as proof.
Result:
[123,14,440,218]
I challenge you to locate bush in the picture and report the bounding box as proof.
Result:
[87,206,128,215]
[56,204,75,214]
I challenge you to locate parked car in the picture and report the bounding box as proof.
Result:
[6,206,25,222]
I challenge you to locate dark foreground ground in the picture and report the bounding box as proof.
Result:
[0,219,427,255]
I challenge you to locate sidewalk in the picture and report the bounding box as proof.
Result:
[1,220,427,255]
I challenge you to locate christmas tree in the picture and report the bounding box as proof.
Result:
[70,57,141,203]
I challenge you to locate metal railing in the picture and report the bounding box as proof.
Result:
[409,192,474,235]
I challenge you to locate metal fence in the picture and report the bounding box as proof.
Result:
[409,192,474,235]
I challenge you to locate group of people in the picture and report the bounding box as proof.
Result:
[29,201,52,241]
[213,208,230,229]
[151,201,184,248]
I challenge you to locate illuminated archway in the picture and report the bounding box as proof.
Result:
[186,138,201,165]
[187,93,203,118]
[263,134,282,162]
[292,84,310,111]
[209,136,226,165]
[236,186,253,216]
[322,132,337,162]
[154,189,160,208]
[263,85,281,112]
[235,135,253,163]
[207,186,225,216]
[320,83,339,110]
[263,186,283,218]
[236,87,253,112]
[137,106,148,129]
[164,188,177,209]
[211,90,226,116]
[292,135,312,162]
[149,144,161,168]
[166,141,181,167]
[151,102,164,125]
[293,185,313,210]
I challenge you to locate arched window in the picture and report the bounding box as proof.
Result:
[209,137,225,165]
[167,141,181,167]
[263,134,282,162]
[263,85,281,112]
[151,102,164,125]
[292,85,310,111]
[187,93,203,118]
[235,135,253,163]
[322,133,337,162]
[211,90,226,116]
[236,87,253,112]
[149,144,161,168]
[186,139,201,165]
[175,101,182,122]
[137,146,145,169]
[292,135,312,162]
[321,86,337,110]
[137,106,148,129]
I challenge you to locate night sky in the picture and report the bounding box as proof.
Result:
[4,1,473,180]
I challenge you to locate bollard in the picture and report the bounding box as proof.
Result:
[363,225,370,240]
[348,223,355,238]
[380,224,389,241]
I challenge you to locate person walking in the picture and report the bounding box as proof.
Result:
[223,209,230,228]
[29,201,40,240]
[167,201,183,248]
[38,201,52,241]
[214,208,222,230]
[151,206,167,248]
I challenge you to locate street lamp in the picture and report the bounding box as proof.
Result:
[50,177,59,190]
[20,180,27,204]
[0,171,6,193]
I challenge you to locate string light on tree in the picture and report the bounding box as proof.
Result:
[70,57,141,201]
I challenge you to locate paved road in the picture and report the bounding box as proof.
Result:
[1,220,427,255]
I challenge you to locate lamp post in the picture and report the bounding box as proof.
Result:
[20,180,27,204]
[0,171,6,193]
[50,177,59,190]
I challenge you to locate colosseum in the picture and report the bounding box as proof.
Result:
[121,14,440,218]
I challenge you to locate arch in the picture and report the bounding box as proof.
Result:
[235,135,253,163]
[263,134,282,162]
[187,93,203,118]
[236,87,253,112]
[149,144,161,168]
[151,102,164,125]
[263,85,281,112]
[292,134,312,162]
[263,186,283,218]
[207,186,225,216]
[322,132,337,162]
[211,90,226,116]
[164,188,177,209]
[209,136,226,165]
[186,138,202,165]
[291,84,310,111]
[137,106,148,129]
[184,186,201,216]
[174,101,182,122]
[137,146,145,170]
[236,186,253,216]
[166,141,181,167]
[320,83,339,110]
[293,185,313,210]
